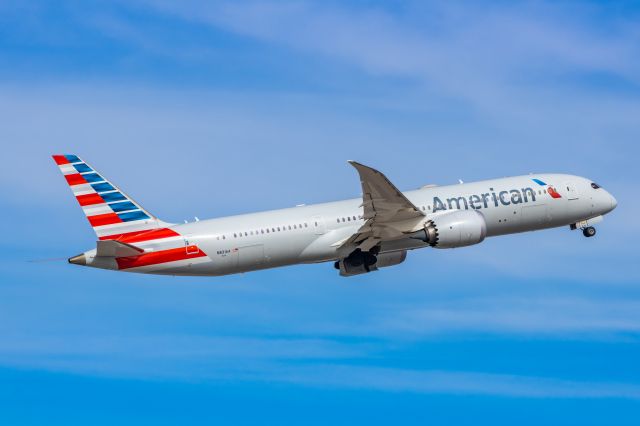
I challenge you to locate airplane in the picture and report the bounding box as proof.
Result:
[53,155,617,277]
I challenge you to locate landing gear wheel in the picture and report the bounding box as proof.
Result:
[583,226,596,238]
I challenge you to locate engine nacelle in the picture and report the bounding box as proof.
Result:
[409,210,487,249]
[335,250,407,276]
[376,250,407,268]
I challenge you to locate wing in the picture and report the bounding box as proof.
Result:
[342,161,425,251]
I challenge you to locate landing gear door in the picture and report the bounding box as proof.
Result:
[564,182,579,200]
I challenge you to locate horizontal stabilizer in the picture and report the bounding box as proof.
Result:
[96,240,145,258]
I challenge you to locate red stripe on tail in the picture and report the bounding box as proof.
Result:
[52,155,70,165]
[65,173,87,186]
[87,212,122,227]
[76,193,105,206]
[116,246,206,270]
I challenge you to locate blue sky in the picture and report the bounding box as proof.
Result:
[1,0,640,424]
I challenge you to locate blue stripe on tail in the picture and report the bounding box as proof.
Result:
[118,211,150,222]
[100,192,127,202]
[109,201,138,212]
[91,182,116,193]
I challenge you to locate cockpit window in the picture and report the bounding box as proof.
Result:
[591,182,600,189]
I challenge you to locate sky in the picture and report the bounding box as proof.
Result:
[1,0,640,424]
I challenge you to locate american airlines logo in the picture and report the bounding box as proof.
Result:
[533,178,562,199]
[432,179,558,212]
[433,187,536,212]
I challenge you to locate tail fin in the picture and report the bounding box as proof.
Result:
[52,154,172,240]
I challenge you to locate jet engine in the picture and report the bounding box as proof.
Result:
[335,249,407,277]
[409,210,487,249]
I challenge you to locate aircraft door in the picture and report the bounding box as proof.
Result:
[312,216,326,235]
[564,181,579,200]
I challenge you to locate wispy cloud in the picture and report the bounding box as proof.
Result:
[1,3,639,407]
[274,364,640,399]
[372,296,640,337]
[137,0,640,123]
[3,337,640,399]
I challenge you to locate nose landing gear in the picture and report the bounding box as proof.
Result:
[570,219,601,238]
[582,226,596,238]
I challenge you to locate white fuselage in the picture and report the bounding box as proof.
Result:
[80,173,617,276]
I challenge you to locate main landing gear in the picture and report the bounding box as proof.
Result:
[582,226,596,238]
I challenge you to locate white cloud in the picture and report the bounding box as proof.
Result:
[2,337,640,399]
[274,364,640,399]
[371,296,640,337]
[136,0,640,124]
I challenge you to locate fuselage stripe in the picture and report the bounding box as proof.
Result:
[116,246,207,270]
[99,227,181,243]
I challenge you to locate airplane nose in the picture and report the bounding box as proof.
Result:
[68,254,86,266]
[610,194,617,211]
